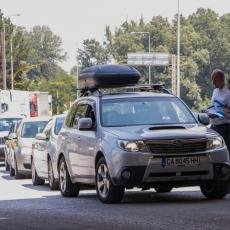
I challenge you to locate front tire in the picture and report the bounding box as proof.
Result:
[200,182,230,199]
[9,163,15,176]
[14,156,25,180]
[5,160,9,171]
[96,157,124,203]
[59,157,80,197]
[32,158,45,185]
[48,158,59,190]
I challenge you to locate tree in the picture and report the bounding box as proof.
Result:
[77,8,230,111]
[77,39,109,68]
[26,71,77,114]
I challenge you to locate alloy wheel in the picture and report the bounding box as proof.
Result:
[59,161,67,193]
[48,160,54,187]
[32,160,36,183]
[97,163,110,198]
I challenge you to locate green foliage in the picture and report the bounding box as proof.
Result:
[76,8,230,111]
[2,7,230,113]
[0,12,74,114]
[26,72,77,114]
[77,39,109,67]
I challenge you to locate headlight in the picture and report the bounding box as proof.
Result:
[207,136,224,150]
[118,140,148,152]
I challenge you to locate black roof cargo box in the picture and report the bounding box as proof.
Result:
[79,64,141,89]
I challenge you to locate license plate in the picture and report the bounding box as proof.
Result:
[162,156,200,168]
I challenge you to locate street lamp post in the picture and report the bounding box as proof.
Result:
[10,32,14,90]
[177,0,181,97]
[2,19,6,90]
[131,31,151,84]
[2,14,20,90]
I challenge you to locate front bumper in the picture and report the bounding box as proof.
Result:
[16,152,32,174]
[110,147,230,187]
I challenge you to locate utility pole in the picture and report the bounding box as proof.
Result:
[2,14,20,90]
[10,33,14,90]
[76,44,79,98]
[2,19,6,90]
[171,55,177,95]
[76,64,79,98]
[148,32,151,84]
[176,0,181,98]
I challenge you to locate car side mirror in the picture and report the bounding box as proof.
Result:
[7,133,17,140]
[198,113,210,126]
[36,133,48,141]
[78,118,93,131]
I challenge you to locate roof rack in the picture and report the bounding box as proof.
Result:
[125,84,172,94]
[77,83,172,97]
[77,87,102,97]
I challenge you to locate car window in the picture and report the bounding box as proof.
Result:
[65,103,77,127]
[0,118,21,132]
[42,119,53,137]
[85,104,96,127]
[54,117,65,135]
[9,122,16,134]
[21,121,48,138]
[65,102,88,128]
[101,97,196,127]
[74,104,88,128]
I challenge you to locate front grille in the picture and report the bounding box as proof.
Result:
[149,171,209,178]
[0,137,5,145]
[146,138,207,154]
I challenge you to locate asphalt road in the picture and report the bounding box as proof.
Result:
[0,166,229,230]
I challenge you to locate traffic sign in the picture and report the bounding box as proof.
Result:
[127,52,169,66]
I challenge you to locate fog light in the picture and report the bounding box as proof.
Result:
[122,170,131,180]
[221,165,230,176]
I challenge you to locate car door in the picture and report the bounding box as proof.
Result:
[48,116,65,179]
[5,122,17,164]
[77,101,97,180]
[33,120,53,177]
[10,121,23,170]
[67,102,88,177]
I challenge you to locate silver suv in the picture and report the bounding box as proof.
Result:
[57,65,230,203]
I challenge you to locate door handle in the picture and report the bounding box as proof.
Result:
[77,136,81,141]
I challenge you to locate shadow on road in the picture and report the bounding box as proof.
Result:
[122,190,207,204]
[1,175,16,180]
[22,183,51,192]
[78,189,230,205]
[0,169,9,175]
[0,187,229,230]
[11,181,230,205]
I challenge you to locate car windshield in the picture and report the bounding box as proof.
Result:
[54,117,65,135]
[101,97,196,127]
[0,118,21,132]
[21,121,48,138]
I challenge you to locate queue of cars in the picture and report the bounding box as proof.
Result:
[0,115,23,165]
[2,64,230,203]
[4,116,65,184]
[31,115,65,190]
[7,117,50,179]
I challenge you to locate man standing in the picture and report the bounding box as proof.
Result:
[208,69,230,153]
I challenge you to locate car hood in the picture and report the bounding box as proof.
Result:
[19,138,34,148]
[103,124,217,140]
[0,131,9,138]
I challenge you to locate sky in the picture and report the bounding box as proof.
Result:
[1,0,230,72]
